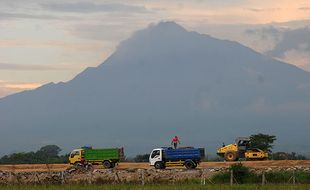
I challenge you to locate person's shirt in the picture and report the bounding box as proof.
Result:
[172,137,179,143]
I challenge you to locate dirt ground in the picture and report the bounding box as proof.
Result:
[1,160,310,172]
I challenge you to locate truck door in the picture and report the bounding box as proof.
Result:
[69,150,82,164]
[149,149,162,165]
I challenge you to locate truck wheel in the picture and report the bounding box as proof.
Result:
[154,161,164,169]
[103,160,112,169]
[185,160,195,169]
[74,162,81,166]
[161,163,166,169]
[224,151,237,161]
[85,163,93,170]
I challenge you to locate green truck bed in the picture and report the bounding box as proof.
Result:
[83,148,123,161]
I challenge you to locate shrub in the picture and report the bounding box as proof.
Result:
[133,154,149,162]
[230,163,250,184]
[211,163,255,184]
[265,171,310,184]
[211,167,310,184]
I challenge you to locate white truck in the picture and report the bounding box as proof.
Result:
[149,147,205,169]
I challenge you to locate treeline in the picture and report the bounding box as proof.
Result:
[0,145,68,164]
[272,152,307,160]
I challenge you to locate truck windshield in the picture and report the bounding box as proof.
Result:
[151,150,160,158]
[70,151,80,158]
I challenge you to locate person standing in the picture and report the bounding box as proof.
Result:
[171,136,180,149]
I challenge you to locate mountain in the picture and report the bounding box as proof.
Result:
[1,22,310,156]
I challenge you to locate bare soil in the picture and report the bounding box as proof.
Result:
[1,160,309,172]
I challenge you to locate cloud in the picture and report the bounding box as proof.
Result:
[0,80,41,98]
[0,39,103,51]
[0,63,77,71]
[41,2,150,14]
[0,12,74,20]
[244,25,310,71]
[4,83,40,89]
[245,8,281,12]
[245,26,282,41]
[266,27,310,67]
[242,26,283,52]
[68,23,140,42]
[299,7,310,11]
[276,49,310,71]
[246,8,264,12]
[264,27,310,71]
[267,27,310,56]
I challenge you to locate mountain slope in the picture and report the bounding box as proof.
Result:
[1,22,310,155]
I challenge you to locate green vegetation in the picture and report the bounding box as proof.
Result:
[249,133,276,152]
[0,145,68,164]
[211,163,310,184]
[236,133,306,160]
[133,154,150,162]
[212,163,259,184]
[1,184,310,190]
[272,152,307,160]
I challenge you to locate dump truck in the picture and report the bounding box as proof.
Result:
[69,147,124,168]
[149,147,205,169]
[217,137,268,161]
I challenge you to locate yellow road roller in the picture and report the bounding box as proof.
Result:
[217,137,268,161]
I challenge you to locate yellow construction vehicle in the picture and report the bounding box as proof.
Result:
[217,137,268,161]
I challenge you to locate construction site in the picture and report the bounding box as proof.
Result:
[1,134,309,185]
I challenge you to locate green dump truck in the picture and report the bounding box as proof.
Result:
[69,147,124,168]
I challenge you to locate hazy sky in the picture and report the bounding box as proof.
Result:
[1,0,310,98]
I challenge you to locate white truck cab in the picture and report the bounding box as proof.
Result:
[149,148,163,166]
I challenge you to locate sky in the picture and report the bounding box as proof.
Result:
[1,0,310,98]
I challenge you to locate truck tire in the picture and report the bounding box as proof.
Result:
[103,160,112,169]
[224,151,237,161]
[184,160,195,169]
[85,163,93,170]
[74,162,81,167]
[154,161,164,169]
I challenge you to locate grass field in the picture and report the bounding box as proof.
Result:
[1,184,310,190]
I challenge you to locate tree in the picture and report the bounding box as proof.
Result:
[272,152,289,160]
[133,154,150,162]
[249,133,276,153]
[0,145,66,164]
[272,152,307,160]
[37,145,61,158]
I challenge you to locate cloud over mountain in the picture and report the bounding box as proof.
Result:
[245,26,310,71]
